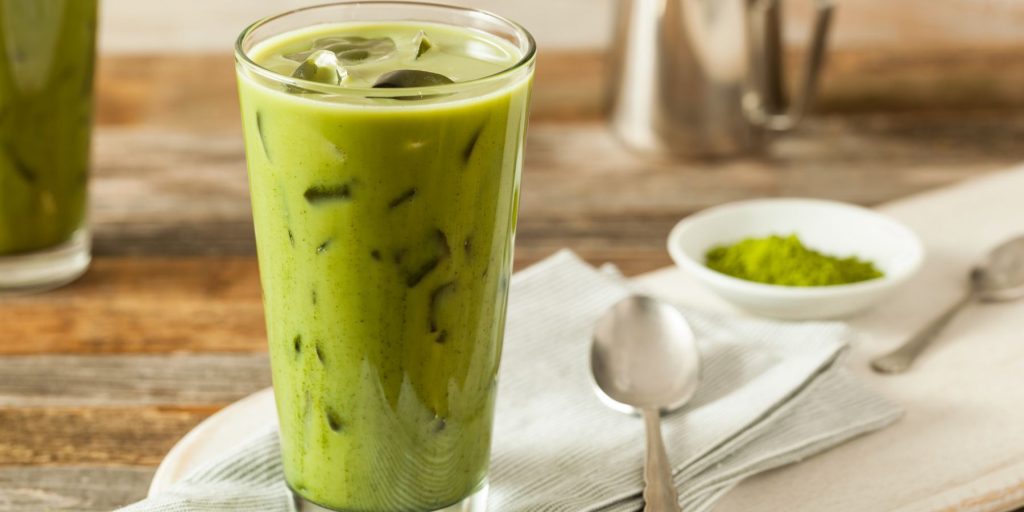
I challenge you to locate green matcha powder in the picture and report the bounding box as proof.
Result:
[705,234,884,287]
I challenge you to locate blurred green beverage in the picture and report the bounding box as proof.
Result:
[0,0,97,292]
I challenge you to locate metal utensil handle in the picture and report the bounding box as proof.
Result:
[745,0,834,131]
[870,291,976,374]
[642,408,681,512]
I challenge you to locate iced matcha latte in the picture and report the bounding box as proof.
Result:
[234,3,534,510]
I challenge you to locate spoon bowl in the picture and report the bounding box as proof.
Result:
[592,296,701,412]
[976,236,1024,302]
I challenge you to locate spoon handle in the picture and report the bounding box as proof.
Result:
[641,408,681,512]
[870,292,975,374]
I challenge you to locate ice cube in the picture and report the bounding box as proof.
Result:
[372,69,453,88]
[291,50,346,86]
[413,31,433,59]
[285,36,397,65]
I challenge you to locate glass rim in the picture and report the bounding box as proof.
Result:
[234,0,537,98]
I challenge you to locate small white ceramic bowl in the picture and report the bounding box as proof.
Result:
[667,198,925,320]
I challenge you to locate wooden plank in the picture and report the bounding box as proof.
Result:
[812,47,1024,113]
[89,128,252,256]
[0,406,213,466]
[783,0,1024,50]
[0,257,264,355]
[0,466,153,512]
[93,53,604,131]
[93,50,1024,138]
[87,113,1024,257]
[521,112,1024,214]
[94,54,238,131]
[92,52,607,129]
[0,355,269,407]
[8,113,1024,355]
[0,253,659,355]
[562,46,1024,114]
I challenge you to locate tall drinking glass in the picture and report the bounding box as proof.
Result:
[234,3,534,510]
[0,0,97,293]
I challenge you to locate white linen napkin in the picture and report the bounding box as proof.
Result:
[121,250,901,512]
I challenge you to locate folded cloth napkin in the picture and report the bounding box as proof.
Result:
[121,250,902,512]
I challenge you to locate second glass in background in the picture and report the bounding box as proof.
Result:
[0,0,97,293]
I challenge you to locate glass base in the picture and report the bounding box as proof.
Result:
[292,480,488,512]
[0,229,90,296]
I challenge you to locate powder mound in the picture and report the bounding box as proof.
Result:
[705,234,884,287]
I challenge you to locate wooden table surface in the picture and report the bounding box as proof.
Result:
[2,42,1024,511]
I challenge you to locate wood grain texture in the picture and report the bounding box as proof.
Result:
[4,113,1023,356]
[0,258,264,355]
[817,47,1024,113]
[0,467,153,512]
[0,406,213,466]
[83,114,1024,260]
[94,48,1024,134]
[0,355,269,406]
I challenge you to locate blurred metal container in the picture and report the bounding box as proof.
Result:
[607,0,834,157]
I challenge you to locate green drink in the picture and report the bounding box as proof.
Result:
[0,0,96,293]
[234,4,534,510]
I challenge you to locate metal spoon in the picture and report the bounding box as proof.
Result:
[592,295,701,511]
[871,235,1024,374]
